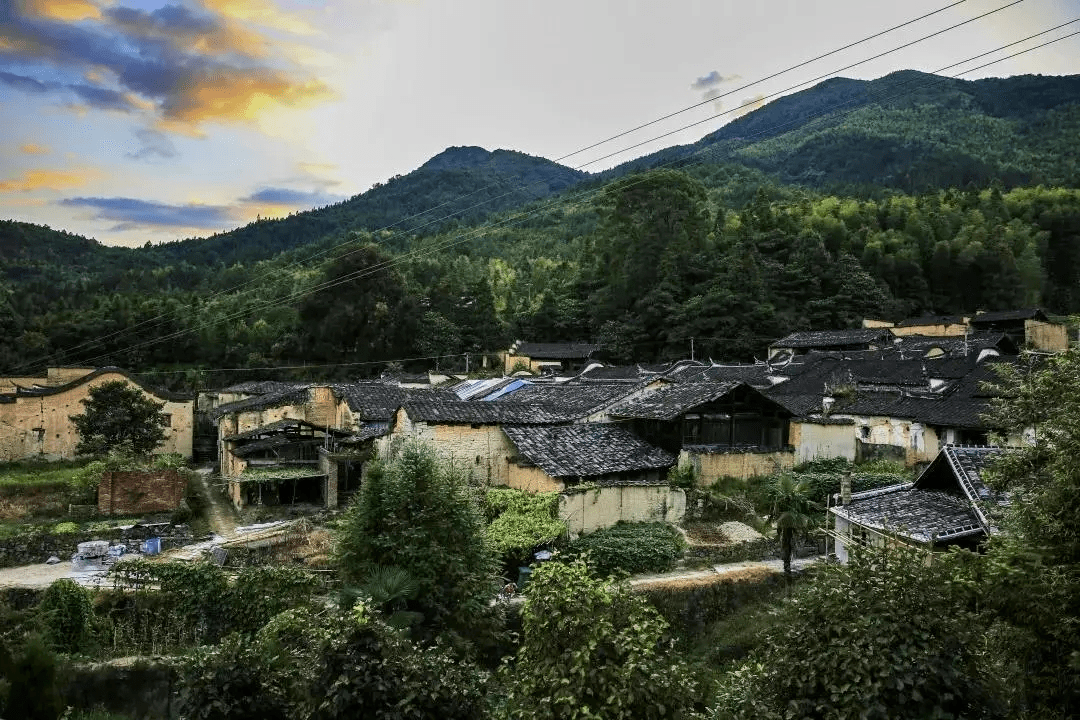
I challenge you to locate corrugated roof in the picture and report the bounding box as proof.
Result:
[503,424,674,479]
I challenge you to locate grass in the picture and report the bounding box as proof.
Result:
[0,459,89,489]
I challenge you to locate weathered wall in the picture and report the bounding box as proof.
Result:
[379,409,515,485]
[889,322,969,337]
[0,371,193,462]
[507,464,565,493]
[790,420,857,463]
[1026,320,1069,352]
[98,469,187,515]
[681,449,795,483]
[835,415,940,466]
[559,485,685,536]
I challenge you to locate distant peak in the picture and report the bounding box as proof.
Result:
[420,146,494,171]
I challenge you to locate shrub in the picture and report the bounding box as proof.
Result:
[39,578,95,654]
[484,488,566,567]
[502,558,699,720]
[565,522,685,577]
[334,443,499,642]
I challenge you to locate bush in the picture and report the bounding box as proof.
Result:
[39,578,95,654]
[484,488,566,567]
[565,522,685,577]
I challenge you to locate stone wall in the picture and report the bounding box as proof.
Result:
[99,470,187,515]
[559,485,685,536]
[507,464,565,493]
[0,523,192,568]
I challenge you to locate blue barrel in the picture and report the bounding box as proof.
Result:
[143,537,161,555]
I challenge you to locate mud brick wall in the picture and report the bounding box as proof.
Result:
[99,470,186,515]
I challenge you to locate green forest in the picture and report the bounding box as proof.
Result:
[3,71,1080,386]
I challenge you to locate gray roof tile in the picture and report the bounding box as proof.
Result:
[503,424,674,479]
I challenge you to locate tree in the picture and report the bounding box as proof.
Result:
[333,443,499,642]
[713,547,999,720]
[978,350,1080,716]
[70,379,168,457]
[766,473,819,576]
[502,558,698,720]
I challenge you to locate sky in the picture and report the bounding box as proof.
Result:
[1,0,1078,247]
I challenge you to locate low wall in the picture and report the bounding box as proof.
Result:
[559,485,685,536]
[62,657,178,720]
[681,449,795,484]
[99,470,187,515]
[0,523,192,568]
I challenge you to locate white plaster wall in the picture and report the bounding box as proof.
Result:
[559,485,685,536]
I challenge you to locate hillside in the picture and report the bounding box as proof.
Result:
[621,71,1080,191]
[3,70,1080,379]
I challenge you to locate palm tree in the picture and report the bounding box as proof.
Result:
[767,473,820,576]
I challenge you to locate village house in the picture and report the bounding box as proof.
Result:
[502,423,682,535]
[377,401,573,485]
[0,367,193,461]
[607,381,796,482]
[768,328,892,360]
[864,308,1069,352]
[502,341,600,374]
[828,445,1008,561]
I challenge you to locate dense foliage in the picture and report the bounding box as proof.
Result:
[483,488,566,567]
[502,559,699,720]
[334,443,500,642]
[69,380,169,457]
[565,521,686,577]
[4,73,1080,380]
[713,548,997,720]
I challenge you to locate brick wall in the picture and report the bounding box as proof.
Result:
[98,469,187,515]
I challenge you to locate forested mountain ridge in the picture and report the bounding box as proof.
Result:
[3,71,1080,382]
[619,71,1080,190]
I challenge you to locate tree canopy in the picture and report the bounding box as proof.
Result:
[69,379,169,456]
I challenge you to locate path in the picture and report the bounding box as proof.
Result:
[194,466,236,538]
[628,555,822,588]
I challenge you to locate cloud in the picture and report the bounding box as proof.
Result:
[0,0,333,132]
[127,128,178,160]
[197,0,318,36]
[19,142,49,154]
[60,196,237,230]
[0,168,92,192]
[0,70,137,111]
[691,70,739,91]
[241,186,344,206]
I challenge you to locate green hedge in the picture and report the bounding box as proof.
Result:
[565,522,685,577]
[484,488,566,567]
[638,571,786,641]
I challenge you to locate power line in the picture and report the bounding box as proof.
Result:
[7,0,978,374]
[28,16,1080,373]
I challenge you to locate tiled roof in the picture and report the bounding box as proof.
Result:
[231,435,323,458]
[503,424,674,479]
[832,486,984,543]
[401,401,572,425]
[3,366,189,402]
[333,383,454,421]
[220,380,307,395]
[513,342,599,360]
[223,418,336,441]
[771,328,889,349]
[210,387,310,420]
[495,382,639,417]
[894,315,966,327]
[343,422,390,443]
[970,308,1048,324]
[915,445,1009,532]
[608,381,742,421]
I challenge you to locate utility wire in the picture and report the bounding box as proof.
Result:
[7,0,979,374]
[34,17,1079,373]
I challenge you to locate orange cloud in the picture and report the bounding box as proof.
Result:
[19,0,101,22]
[164,71,332,125]
[199,0,318,36]
[19,143,49,155]
[0,168,94,192]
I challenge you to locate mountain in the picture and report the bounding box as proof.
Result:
[141,147,587,268]
[616,71,1080,191]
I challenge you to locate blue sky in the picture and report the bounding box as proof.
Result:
[1,0,1078,246]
